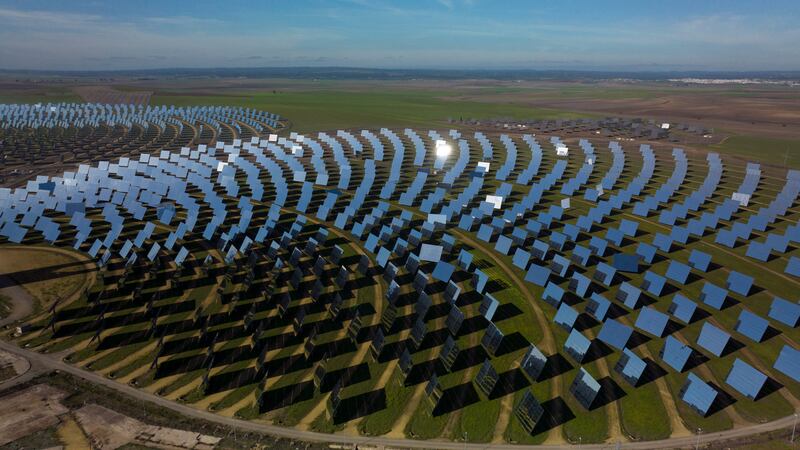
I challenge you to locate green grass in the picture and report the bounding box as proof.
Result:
[0,293,10,319]
[618,380,672,440]
[357,369,413,436]
[310,409,342,434]
[452,396,502,442]
[64,341,100,364]
[151,90,593,132]
[711,135,800,167]
[157,368,204,396]
[211,385,256,412]
[406,403,450,440]
[534,86,670,100]
[561,400,610,444]
[0,87,81,104]
[503,381,551,444]
[0,425,62,449]
[109,351,155,380]
[42,332,94,354]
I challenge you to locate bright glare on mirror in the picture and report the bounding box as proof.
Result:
[436,143,451,158]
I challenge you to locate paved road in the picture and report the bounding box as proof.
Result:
[0,271,797,449]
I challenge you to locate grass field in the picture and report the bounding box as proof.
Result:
[0,245,93,314]
[0,87,82,104]
[150,89,594,132]
[4,79,800,170]
[711,135,800,167]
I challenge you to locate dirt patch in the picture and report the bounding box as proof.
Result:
[0,384,70,445]
[73,86,152,105]
[74,403,221,449]
[524,92,800,140]
[0,348,30,383]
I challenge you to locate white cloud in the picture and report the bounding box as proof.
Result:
[0,7,105,29]
[144,16,225,27]
[0,5,797,71]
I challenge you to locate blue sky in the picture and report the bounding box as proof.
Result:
[0,0,798,71]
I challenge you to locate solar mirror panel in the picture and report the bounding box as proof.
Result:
[474,358,500,397]
[668,294,698,324]
[424,374,444,411]
[586,293,611,321]
[696,322,731,357]
[479,294,500,321]
[416,291,433,320]
[616,282,642,310]
[727,271,754,296]
[550,254,570,278]
[406,253,420,275]
[785,257,800,277]
[641,271,667,297]
[620,219,639,236]
[481,322,505,356]
[700,282,728,310]
[660,335,693,372]
[571,245,591,266]
[588,236,608,256]
[635,306,670,337]
[520,344,548,382]
[495,235,513,255]
[636,242,657,264]
[568,272,591,298]
[438,335,460,372]
[768,297,800,327]
[446,306,465,336]
[773,345,800,382]
[432,261,456,282]
[514,390,545,433]
[398,349,413,381]
[554,303,579,331]
[612,253,639,273]
[665,261,692,284]
[457,249,473,271]
[593,262,616,286]
[725,358,767,400]
[679,372,717,416]
[564,329,591,363]
[614,348,647,386]
[525,263,551,287]
[444,281,461,304]
[472,269,489,293]
[513,248,531,270]
[409,317,427,351]
[413,271,429,293]
[597,319,633,351]
[570,368,601,410]
[735,309,769,342]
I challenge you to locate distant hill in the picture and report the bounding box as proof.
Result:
[1,66,799,81]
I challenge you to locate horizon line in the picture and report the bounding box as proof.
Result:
[2,65,800,76]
